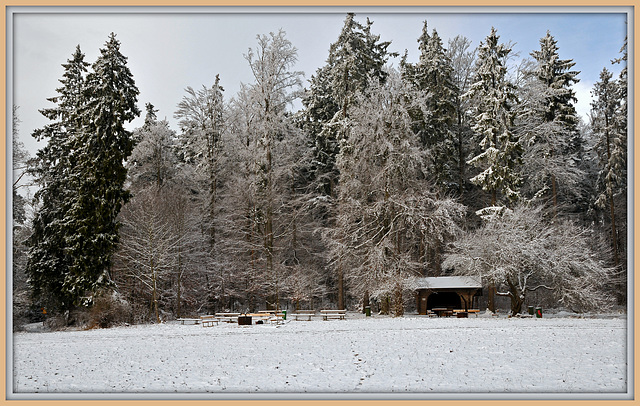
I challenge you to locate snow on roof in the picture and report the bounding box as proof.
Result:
[415,276,482,290]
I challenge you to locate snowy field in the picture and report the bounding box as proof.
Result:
[12,312,628,399]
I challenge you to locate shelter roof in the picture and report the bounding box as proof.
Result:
[414,276,482,290]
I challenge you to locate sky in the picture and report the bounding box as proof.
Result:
[9,7,629,160]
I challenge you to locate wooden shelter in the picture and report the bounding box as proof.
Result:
[414,276,482,315]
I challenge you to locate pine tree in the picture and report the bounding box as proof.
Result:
[591,67,626,267]
[63,33,140,308]
[301,14,394,309]
[401,22,458,193]
[465,27,522,208]
[302,13,394,199]
[26,45,89,313]
[522,31,582,214]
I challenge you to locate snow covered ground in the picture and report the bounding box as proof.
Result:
[11,312,629,400]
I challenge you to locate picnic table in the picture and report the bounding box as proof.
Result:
[176,318,201,325]
[248,312,285,324]
[215,313,241,323]
[432,308,453,317]
[320,309,346,320]
[200,315,219,327]
[290,310,316,321]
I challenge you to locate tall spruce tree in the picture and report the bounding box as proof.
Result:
[29,33,140,312]
[26,45,89,313]
[523,31,582,214]
[401,22,459,193]
[302,13,394,199]
[591,67,626,267]
[67,32,140,307]
[301,13,394,309]
[465,27,522,209]
[464,27,521,313]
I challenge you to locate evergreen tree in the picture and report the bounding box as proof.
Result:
[522,31,582,214]
[301,14,394,309]
[302,13,394,199]
[465,27,522,208]
[591,67,626,267]
[26,45,89,313]
[63,33,140,308]
[401,22,459,193]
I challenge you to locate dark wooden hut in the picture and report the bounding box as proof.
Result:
[415,276,483,315]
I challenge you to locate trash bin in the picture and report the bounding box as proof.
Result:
[528,306,534,315]
[282,310,287,320]
[238,315,252,325]
[365,306,371,317]
[535,307,542,318]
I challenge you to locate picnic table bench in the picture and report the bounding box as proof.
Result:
[432,308,453,317]
[250,312,285,325]
[320,309,346,320]
[177,318,201,325]
[452,309,480,317]
[215,313,241,323]
[200,315,219,327]
[290,310,316,321]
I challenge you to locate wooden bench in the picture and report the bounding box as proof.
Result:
[453,309,480,318]
[177,318,201,325]
[200,315,219,327]
[215,313,241,323]
[291,310,316,321]
[320,309,346,320]
[248,312,284,325]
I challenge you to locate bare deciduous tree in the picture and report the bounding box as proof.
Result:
[444,204,616,315]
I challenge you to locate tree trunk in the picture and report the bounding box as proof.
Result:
[176,249,182,318]
[337,266,344,310]
[380,294,391,315]
[551,173,558,218]
[609,192,619,266]
[487,283,496,313]
[510,294,524,316]
[604,116,620,267]
[362,290,370,313]
[152,268,160,324]
[507,280,524,315]
[394,283,404,317]
[457,106,465,196]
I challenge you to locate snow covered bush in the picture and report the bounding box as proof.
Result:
[443,204,616,315]
[87,292,133,329]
